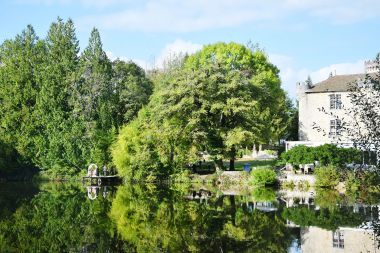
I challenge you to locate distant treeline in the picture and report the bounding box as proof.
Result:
[0,18,152,178]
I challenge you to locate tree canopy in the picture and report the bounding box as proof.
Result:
[113,42,292,179]
[0,19,152,178]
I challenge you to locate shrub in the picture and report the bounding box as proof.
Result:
[251,168,277,186]
[314,165,340,188]
[252,187,276,202]
[313,144,361,167]
[345,171,360,192]
[280,145,316,166]
[346,171,380,192]
[280,144,361,168]
[282,206,366,230]
[361,171,380,189]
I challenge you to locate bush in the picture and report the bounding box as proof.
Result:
[346,171,380,193]
[282,206,366,230]
[280,144,361,168]
[252,187,276,202]
[314,165,340,188]
[280,145,316,166]
[251,168,277,186]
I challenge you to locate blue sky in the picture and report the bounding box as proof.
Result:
[1,0,380,98]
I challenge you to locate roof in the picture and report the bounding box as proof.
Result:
[306,74,366,93]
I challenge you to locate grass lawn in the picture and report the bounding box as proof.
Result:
[224,158,277,171]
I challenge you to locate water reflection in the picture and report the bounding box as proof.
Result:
[109,184,297,252]
[86,185,117,200]
[0,182,380,252]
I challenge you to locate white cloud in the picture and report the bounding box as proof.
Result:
[309,60,365,83]
[106,39,202,70]
[79,1,278,32]
[13,0,127,8]
[76,0,380,32]
[154,39,203,68]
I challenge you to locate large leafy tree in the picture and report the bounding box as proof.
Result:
[113,42,290,178]
[153,42,287,169]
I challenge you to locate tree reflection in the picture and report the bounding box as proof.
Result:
[110,184,295,252]
[0,183,125,252]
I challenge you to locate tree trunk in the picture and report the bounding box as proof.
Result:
[229,145,236,171]
[230,195,236,226]
[229,159,234,171]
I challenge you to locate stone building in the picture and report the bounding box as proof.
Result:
[286,60,379,151]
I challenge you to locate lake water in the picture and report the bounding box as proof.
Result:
[0,182,379,252]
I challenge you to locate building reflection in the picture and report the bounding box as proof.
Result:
[301,226,378,253]
[278,189,380,253]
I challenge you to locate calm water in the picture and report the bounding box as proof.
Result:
[0,182,379,253]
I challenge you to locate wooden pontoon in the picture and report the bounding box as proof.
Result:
[82,163,121,186]
[82,175,121,186]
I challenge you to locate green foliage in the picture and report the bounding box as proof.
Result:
[110,184,295,253]
[112,42,290,177]
[280,144,361,168]
[0,20,152,177]
[0,183,126,252]
[284,99,299,141]
[280,145,316,165]
[252,187,276,202]
[314,165,340,188]
[112,107,193,180]
[314,189,344,209]
[282,206,366,230]
[250,168,277,186]
[345,170,380,193]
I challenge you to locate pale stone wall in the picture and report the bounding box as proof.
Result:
[301,226,378,253]
[298,91,352,142]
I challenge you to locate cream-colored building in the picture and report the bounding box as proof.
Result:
[301,226,379,253]
[286,60,379,151]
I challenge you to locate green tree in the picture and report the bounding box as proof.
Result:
[155,42,286,170]
[33,18,84,174]
[0,20,153,177]
[0,183,126,252]
[305,75,313,88]
[112,42,290,178]
[112,59,153,125]
[76,28,115,166]
[0,25,44,174]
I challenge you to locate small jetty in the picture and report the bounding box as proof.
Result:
[82,164,121,186]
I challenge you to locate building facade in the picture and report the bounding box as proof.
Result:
[286,61,379,151]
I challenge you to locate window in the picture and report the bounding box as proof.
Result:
[329,119,342,137]
[333,230,344,249]
[329,94,342,109]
